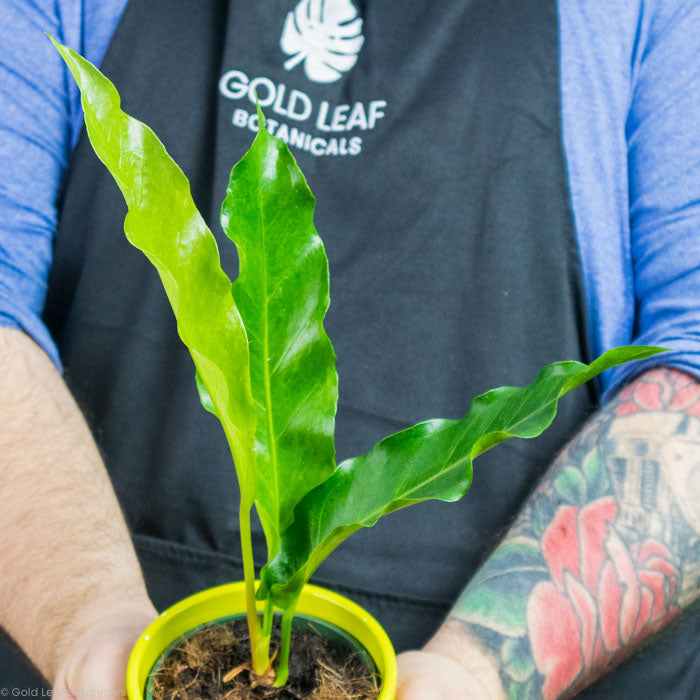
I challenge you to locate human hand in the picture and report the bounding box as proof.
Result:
[397,650,496,699]
[396,621,505,700]
[52,605,157,698]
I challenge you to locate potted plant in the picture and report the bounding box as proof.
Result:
[50,38,665,700]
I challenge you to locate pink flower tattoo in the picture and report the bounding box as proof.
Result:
[526,497,679,699]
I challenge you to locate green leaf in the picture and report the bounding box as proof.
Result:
[554,466,587,505]
[531,493,556,538]
[455,539,547,636]
[501,637,535,683]
[195,370,217,415]
[221,105,338,555]
[468,539,545,588]
[259,345,667,607]
[508,678,535,700]
[458,585,532,637]
[582,447,610,499]
[50,38,257,500]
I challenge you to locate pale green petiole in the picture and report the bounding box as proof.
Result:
[273,599,299,687]
[253,596,275,675]
[239,502,266,673]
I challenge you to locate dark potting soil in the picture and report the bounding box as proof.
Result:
[149,616,380,700]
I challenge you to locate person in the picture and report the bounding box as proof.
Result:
[1,1,699,698]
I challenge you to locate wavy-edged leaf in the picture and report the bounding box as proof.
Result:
[51,38,257,498]
[259,345,667,607]
[221,106,338,556]
[195,370,218,415]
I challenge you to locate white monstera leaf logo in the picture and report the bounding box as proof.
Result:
[280,0,364,84]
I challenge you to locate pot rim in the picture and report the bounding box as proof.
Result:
[126,580,397,699]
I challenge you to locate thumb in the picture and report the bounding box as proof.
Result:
[53,609,156,698]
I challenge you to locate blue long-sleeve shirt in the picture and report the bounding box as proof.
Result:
[1,0,699,399]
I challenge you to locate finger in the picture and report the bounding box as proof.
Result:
[53,610,156,697]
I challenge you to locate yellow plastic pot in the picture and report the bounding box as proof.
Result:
[126,581,397,699]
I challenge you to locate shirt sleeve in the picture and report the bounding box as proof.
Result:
[0,0,126,370]
[603,0,700,400]
[0,1,73,368]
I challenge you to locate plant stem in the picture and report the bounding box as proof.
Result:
[273,598,299,688]
[262,596,274,638]
[252,596,274,674]
[239,501,264,671]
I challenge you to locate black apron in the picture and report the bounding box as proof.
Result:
[3,1,698,696]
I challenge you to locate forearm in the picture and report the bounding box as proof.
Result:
[429,367,700,699]
[0,328,155,682]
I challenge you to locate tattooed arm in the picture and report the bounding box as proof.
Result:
[398,367,700,699]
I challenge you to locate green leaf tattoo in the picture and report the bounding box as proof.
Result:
[501,637,535,683]
[454,539,547,636]
[582,447,610,499]
[554,465,588,505]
